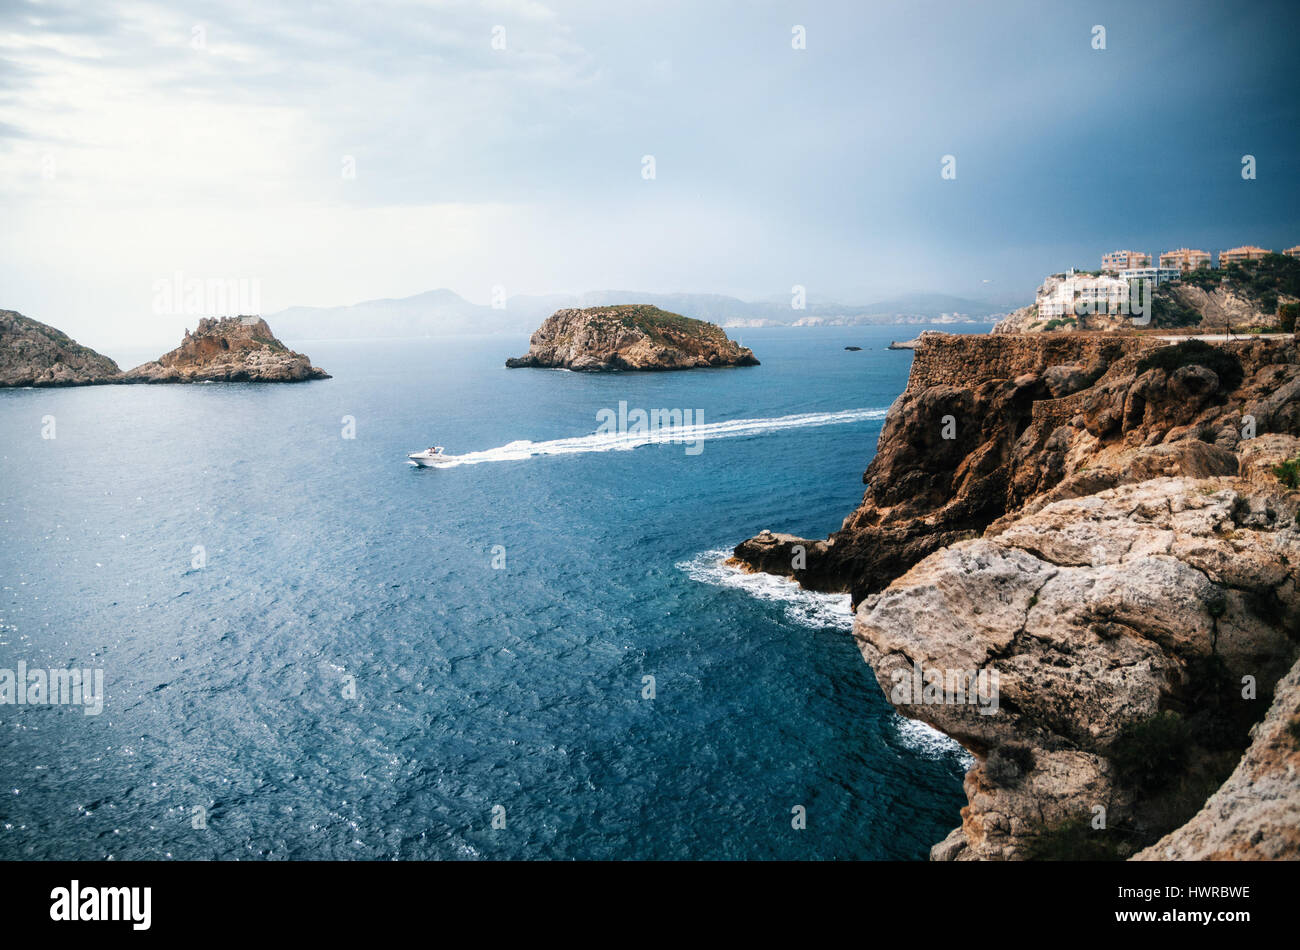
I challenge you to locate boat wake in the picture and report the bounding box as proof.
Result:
[426,407,889,467]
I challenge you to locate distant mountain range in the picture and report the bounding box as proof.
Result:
[266,289,1010,341]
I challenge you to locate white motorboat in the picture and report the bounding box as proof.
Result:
[407,445,455,467]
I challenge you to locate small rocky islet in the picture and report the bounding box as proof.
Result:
[506,304,758,372]
[0,310,328,386]
[125,316,329,383]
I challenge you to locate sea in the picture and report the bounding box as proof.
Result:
[0,324,980,860]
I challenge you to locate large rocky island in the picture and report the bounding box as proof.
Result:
[506,304,758,371]
[734,329,1300,860]
[0,311,329,386]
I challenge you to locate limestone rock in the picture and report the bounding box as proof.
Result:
[854,477,1300,860]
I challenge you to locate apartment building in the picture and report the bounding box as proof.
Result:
[1284,245,1300,259]
[1101,250,1151,273]
[1119,266,1182,286]
[1158,248,1212,272]
[1037,272,1130,319]
[1219,245,1271,266]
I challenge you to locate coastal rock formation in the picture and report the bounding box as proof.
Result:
[854,477,1299,859]
[734,328,1300,859]
[0,309,121,386]
[125,316,330,383]
[505,305,758,371]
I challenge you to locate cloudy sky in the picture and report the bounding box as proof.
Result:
[2,0,1298,348]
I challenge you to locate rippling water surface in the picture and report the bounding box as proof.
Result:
[0,325,975,859]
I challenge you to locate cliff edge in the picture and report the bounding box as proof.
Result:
[506,305,758,371]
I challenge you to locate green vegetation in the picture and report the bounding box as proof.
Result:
[598,305,724,344]
[1136,339,1244,390]
[1150,286,1203,328]
[1042,316,1077,331]
[1275,454,1300,490]
[1177,266,1224,291]
[1025,817,1129,861]
[1223,254,1300,312]
[1279,302,1299,333]
[1171,255,1300,317]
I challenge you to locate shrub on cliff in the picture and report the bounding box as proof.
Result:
[1275,454,1300,490]
[1108,711,1192,791]
[1177,267,1223,291]
[984,743,1036,788]
[1150,287,1203,328]
[1136,340,1244,391]
[1174,255,1300,313]
[1228,254,1300,308]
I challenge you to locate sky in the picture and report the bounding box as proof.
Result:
[1,0,1299,349]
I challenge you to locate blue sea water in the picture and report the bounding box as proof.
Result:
[0,324,977,860]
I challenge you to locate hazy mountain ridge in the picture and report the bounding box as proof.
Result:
[266,289,1009,340]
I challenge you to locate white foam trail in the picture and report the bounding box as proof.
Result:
[425,407,888,467]
[676,548,855,631]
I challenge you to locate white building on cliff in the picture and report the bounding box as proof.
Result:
[1036,270,1130,319]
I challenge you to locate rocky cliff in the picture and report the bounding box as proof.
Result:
[734,329,1300,859]
[734,333,1164,604]
[505,305,758,371]
[124,316,330,383]
[0,309,121,386]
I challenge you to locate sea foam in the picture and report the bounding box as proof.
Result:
[678,548,972,764]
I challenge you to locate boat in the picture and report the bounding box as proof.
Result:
[407,445,455,467]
